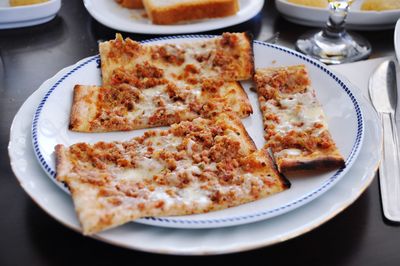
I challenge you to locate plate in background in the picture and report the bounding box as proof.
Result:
[276,0,400,30]
[0,0,61,29]
[83,0,264,34]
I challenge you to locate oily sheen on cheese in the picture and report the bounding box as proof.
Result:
[69,79,252,132]
[56,113,290,235]
[254,65,345,172]
[99,32,254,87]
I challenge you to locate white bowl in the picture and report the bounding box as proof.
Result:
[0,0,61,29]
[275,0,400,30]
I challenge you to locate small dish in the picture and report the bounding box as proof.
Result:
[275,0,400,30]
[0,0,61,29]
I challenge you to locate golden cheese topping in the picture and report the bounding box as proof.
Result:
[56,113,289,235]
[255,65,344,172]
[99,32,254,87]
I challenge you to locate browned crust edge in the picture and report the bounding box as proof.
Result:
[144,0,239,25]
[263,149,291,189]
[69,85,85,131]
[244,31,255,78]
[235,81,253,117]
[54,144,67,183]
[279,156,346,173]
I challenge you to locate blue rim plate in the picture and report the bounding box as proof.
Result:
[31,35,364,229]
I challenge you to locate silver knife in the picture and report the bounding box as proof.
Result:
[369,60,400,222]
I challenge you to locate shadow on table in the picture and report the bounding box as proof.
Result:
[25,189,370,265]
[0,16,67,53]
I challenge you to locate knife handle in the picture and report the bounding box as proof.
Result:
[379,113,400,222]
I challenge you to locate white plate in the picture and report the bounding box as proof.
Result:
[9,73,381,254]
[276,0,400,30]
[31,36,364,229]
[83,0,264,34]
[0,0,61,29]
[394,19,400,62]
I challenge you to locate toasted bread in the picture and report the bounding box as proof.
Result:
[142,0,239,25]
[115,0,143,9]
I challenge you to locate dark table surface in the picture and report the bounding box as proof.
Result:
[1,1,399,265]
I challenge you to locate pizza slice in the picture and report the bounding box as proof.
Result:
[99,32,254,87]
[69,78,252,132]
[56,113,290,235]
[254,65,345,172]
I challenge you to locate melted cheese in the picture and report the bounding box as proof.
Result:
[264,87,326,135]
[275,148,302,158]
[116,157,165,182]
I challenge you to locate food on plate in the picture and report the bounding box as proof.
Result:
[69,32,254,133]
[254,65,345,172]
[142,0,239,25]
[69,81,252,132]
[287,0,327,8]
[115,0,144,9]
[55,113,290,235]
[9,0,48,6]
[99,32,254,87]
[361,0,400,11]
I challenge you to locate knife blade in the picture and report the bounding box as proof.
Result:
[369,60,400,222]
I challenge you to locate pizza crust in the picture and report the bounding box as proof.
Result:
[276,155,345,173]
[69,85,99,132]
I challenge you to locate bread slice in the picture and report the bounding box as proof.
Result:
[115,0,144,9]
[142,0,239,25]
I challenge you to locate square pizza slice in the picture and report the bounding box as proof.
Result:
[56,113,290,235]
[254,65,345,173]
[69,78,252,132]
[99,32,254,87]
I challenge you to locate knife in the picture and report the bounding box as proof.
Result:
[369,60,400,222]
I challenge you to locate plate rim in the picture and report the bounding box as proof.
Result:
[30,34,364,229]
[394,19,400,62]
[82,0,264,34]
